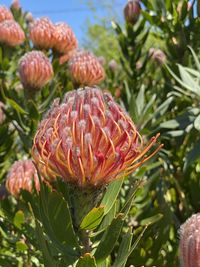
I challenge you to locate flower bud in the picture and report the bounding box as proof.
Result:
[68,51,105,86]
[29,17,55,49]
[179,213,200,267]
[97,56,106,66]
[53,22,77,54]
[149,48,166,65]
[25,12,34,24]
[10,0,21,11]
[108,59,118,72]
[124,0,141,25]
[0,20,25,46]
[32,87,162,187]
[19,51,54,89]
[6,159,40,197]
[0,5,14,22]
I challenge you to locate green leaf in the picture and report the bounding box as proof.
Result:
[16,241,28,252]
[35,219,56,267]
[160,119,179,129]
[47,191,79,247]
[165,64,200,96]
[76,253,97,267]
[130,93,139,123]
[7,98,27,114]
[127,225,148,257]
[112,228,133,267]
[183,141,200,171]
[111,21,122,35]
[121,181,143,217]
[95,203,117,235]
[136,85,145,115]
[188,46,200,72]
[95,214,124,262]
[13,210,25,229]
[154,96,174,117]
[101,179,124,215]
[194,114,200,131]
[178,64,200,94]
[140,213,163,226]
[80,206,104,230]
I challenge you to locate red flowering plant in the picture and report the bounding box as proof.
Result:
[4,0,200,266]
[0,1,163,263]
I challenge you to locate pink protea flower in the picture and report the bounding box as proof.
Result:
[124,0,141,25]
[29,17,55,49]
[68,51,105,86]
[179,213,200,267]
[53,22,77,54]
[19,51,54,89]
[0,5,14,22]
[6,159,40,197]
[0,20,25,46]
[32,87,162,187]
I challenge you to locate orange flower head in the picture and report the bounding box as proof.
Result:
[19,51,53,90]
[53,22,77,54]
[0,5,14,22]
[29,17,55,49]
[0,20,25,46]
[32,87,162,187]
[6,159,40,197]
[179,213,200,267]
[69,51,105,86]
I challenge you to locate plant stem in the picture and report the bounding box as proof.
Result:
[80,230,91,255]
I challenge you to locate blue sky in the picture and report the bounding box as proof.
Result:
[1,0,125,45]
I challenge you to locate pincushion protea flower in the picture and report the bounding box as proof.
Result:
[6,159,40,197]
[124,0,141,25]
[32,87,162,187]
[0,20,25,46]
[29,17,55,49]
[68,51,105,86]
[53,22,77,54]
[0,5,14,22]
[179,213,200,267]
[19,51,54,89]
